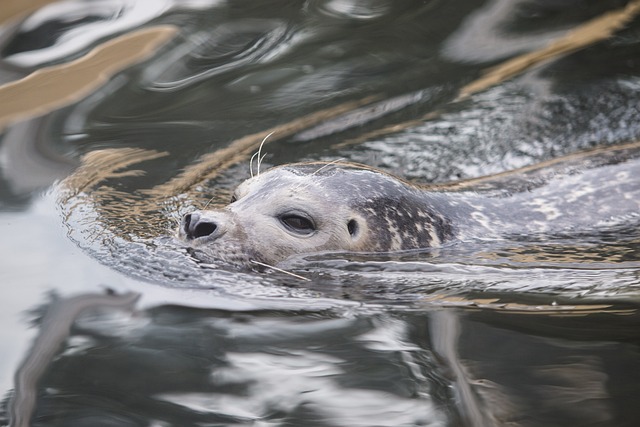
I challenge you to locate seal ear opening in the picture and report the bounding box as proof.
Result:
[347,219,359,237]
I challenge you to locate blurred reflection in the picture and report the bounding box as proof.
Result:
[5,293,639,426]
[0,25,176,207]
[0,119,75,200]
[316,0,392,20]
[443,0,629,63]
[8,291,139,427]
[2,0,220,68]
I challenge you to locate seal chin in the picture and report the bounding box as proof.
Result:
[183,235,265,268]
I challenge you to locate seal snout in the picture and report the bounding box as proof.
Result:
[181,211,223,240]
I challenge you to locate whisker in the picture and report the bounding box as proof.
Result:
[291,158,345,192]
[202,196,215,210]
[250,260,311,281]
[249,151,259,178]
[310,158,346,177]
[256,131,275,176]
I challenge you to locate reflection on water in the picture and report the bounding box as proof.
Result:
[2,0,640,426]
[5,292,640,426]
[2,0,218,67]
[441,0,630,63]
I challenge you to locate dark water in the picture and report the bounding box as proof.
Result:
[2,0,640,426]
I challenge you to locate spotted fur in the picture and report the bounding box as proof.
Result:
[177,148,640,268]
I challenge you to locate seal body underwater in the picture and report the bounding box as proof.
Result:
[177,144,640,267]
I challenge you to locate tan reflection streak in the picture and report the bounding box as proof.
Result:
[421,295,635,316]
[433,139,640,191]
[144,96,379,197]
[533,358,611,424]
[458,0,640,99]
[0,0,58,24]
[59,148,170,240]
[0,25,178,131]
[338,0,640,147]
[60,148,169,201]
[477,243,638,265]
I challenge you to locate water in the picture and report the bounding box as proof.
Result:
[1,0,640,425]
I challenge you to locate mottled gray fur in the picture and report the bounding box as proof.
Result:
[178,146,640,267]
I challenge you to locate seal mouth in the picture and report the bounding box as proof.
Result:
[180,239,262,270]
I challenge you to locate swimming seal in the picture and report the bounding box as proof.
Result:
[177,145,640,267]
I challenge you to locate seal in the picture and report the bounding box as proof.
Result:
[177,145,640,267]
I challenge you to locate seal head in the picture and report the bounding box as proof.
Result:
[178,163,452,267]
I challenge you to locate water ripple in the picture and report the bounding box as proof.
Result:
[143,18,300,90]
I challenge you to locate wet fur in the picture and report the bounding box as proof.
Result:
[178,144,640,267]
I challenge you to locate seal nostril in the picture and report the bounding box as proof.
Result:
[182,212,218,239]
[347,219,358,236]
[183,214,192,231]
[194,222,217,238]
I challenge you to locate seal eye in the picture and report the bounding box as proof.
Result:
[280,214,315,234]
[230,194,238,204]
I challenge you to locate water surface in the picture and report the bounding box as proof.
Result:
[1,1,640,426]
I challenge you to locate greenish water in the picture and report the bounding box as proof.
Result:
[1,1,640,426]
